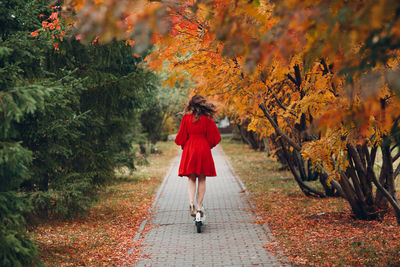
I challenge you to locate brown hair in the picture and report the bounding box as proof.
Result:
[184,94,216,121]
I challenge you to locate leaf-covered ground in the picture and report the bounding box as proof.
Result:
[221,139,400,267]
[31,141,178,266]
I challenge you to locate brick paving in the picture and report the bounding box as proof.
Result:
[134,146,288,267]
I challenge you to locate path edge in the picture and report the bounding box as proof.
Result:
[128,152,180,254]
[217,145,291,266]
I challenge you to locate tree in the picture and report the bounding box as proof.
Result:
[1,1,182,265]
[57,0,400,223]
[139,69,189,153]
[146,0,400,221]
[0,0,53,265]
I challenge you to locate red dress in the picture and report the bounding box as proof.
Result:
[175,113,221,177]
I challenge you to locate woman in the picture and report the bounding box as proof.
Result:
[175,95,221,218]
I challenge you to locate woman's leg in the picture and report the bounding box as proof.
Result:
[197,174,206,210]
[187,174,197,205]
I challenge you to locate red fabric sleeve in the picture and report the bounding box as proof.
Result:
[175,115,189,148]
[206,117,221,148]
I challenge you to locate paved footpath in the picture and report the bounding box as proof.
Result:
[134,146,288,267]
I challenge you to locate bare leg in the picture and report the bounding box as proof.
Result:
[187,174,197,205]
[197,174,206,210]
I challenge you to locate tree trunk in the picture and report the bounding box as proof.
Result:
[258,102,330,197]
[319,173,336,197]
[338,171,373,219]
[278,139,325,198]
[373,137,400,224]
[236,121,265,151]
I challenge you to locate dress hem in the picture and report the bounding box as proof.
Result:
[178,173,217,177]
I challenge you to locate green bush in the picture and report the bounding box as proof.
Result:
[0,192,39,267]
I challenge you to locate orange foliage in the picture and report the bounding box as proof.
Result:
[142,0,400,181]
[62,0,400,216]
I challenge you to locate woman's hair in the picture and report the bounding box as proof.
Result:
[184,94,216,121]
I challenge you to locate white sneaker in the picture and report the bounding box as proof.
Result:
[195,207,205,222]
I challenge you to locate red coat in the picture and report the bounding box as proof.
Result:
[175,113,221,177]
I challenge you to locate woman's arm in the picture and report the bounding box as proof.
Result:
[206,117,221,148]
[175,115,189,148]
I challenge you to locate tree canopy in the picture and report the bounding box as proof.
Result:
[65,0,400,224]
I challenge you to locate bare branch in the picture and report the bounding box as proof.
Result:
[370,166,400,224]
[259,103,302,151]
[393,151,400,163]
[394,163,400,180]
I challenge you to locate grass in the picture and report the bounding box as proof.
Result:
[220,138,400,267]
[31,141,179,266]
